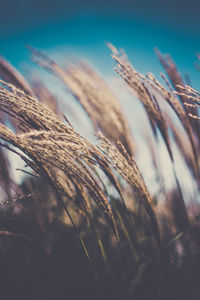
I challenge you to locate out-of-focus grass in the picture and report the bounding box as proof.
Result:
[0,45,200,300]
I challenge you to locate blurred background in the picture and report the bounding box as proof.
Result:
[1,0,200,196]
[1,3,200,299]
[1,0,200,84]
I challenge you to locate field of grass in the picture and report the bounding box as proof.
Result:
[0,44,200,299]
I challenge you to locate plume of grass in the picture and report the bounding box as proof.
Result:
[0,80,122,240]
[108,44,173,161]
[98,133,161,250]
[108,43,200,245]
[143,72,199,177]
[155,48,200,136]
[176,84,200,120]
[108,45,191,231]
[28,46,135,157]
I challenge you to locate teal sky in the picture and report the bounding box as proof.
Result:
[0,1,200,88]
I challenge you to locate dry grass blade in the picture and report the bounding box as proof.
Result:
[143,73,199,177]
[108,44,173,161]
[29,47,135,157]
[155,48,200,135]
[98,133,161,249]
[155,48,184,96]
